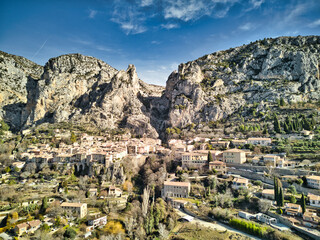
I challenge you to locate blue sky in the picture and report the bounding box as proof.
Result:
[1,0,320,85]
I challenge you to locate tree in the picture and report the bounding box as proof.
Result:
[279,187,284,207]
[288,185,297,195]
[273,114,281,133]
[274,177,278,203]
[70,132,77,143]
[289,195,296,204]
[41,223,50,232]
[280,98,285,106]
[262,125,268,134]
[63,227,77,239]
[301,193,306,214]
[158,223,169,240]
[4,166,11,173]
[40,196,49,214]
[208,151,213,162]
[142,186,150,218]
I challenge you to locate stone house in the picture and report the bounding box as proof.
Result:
[223,149,246,164]
[162,181,190,198]
[61,202,87,218]
[209,161,226,174]
[306,175,320,189]
[247,138,272,146]
[232,177,249,189]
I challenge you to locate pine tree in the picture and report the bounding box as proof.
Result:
[208,151,213,162]
[301,193,306,214]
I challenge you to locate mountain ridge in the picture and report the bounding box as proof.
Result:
[0,35,319,138]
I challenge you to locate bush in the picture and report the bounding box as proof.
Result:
[63,227,77,239]
[209,207,233,222]
[229,218,265,238]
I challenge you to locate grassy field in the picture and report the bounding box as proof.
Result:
[170,222,251,240]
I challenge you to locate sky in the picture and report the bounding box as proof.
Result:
[1,0,320,86]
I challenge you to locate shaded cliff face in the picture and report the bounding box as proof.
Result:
[0,35,319,137]
[165,36,320,128]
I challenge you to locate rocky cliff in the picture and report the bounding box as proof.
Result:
[0,52,164,137]
[0,35,319,138]
[165,36,320,129]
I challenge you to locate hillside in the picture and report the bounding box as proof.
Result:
[165,36,320,136]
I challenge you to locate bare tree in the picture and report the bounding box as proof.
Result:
[141,186,150,218]
[158,223,169,240]
[258,199,272,213]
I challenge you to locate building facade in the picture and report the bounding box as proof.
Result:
[162,181,190,198]
[181,152,208,169]
[61,202,87,218]
[306,175,320,189]
[223,149,246,164]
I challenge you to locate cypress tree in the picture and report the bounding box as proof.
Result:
[274,177,278,203]
[283,122,289,133]
[208,151,213,162]
[262,125,268,134]
[279,187,284,207]
[301,193,306,214]
[40,196,48,214]
[273,114,281,133]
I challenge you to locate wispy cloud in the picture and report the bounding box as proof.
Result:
[151,40,161,44]
[140,0,154,7]
[111,0,240,35]
[71,38,119,53]
[161,23,179,29]
[239,22,255,31]
[111,5,147,35]
[308,19,320,28]
[88,9,97,19]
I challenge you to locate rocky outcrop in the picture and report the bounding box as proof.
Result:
[0,35,319,137]
[165,36,320,128]
[0,52,164,137]
[0,51,43,130]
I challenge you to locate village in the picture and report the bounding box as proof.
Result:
[0,128,319,240]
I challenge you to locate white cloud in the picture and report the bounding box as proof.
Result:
[239,22,255,31]
[250,0,264,9]
[111,0,239,34]
[140,0,154,7]
[308,19,320,28]
[151,40,161,44]
[89,9,97,19]
[164,0,208,21]
[161,23,179,29]
[111,5,147,35]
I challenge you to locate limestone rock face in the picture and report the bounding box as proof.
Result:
[164,36,320,128]
[0,51,42,130]
[25,54,164,137]
[0,36,319,137]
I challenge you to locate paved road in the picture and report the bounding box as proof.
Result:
[175,209,261,240]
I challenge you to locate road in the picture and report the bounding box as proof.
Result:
[175,209,261,240]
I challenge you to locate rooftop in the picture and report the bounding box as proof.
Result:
[233,177,248,184]
[164,181,190,187]
[307,175,320,181]
[61,202,86,208]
